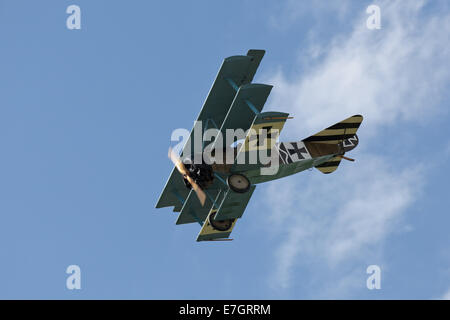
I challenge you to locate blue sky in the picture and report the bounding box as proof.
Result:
[0,0,449,299]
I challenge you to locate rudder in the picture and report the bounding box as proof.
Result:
[303,115,363,174]
[303,115,363,144]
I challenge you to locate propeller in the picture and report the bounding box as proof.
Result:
[168,148,206,206]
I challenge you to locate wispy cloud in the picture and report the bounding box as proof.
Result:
[260,0,450,297]
[265,0,450,139]
[265,157,422,294]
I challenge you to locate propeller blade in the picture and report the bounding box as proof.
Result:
[168,148,206,206]
[185,175,206,206]
[168,148,188,175]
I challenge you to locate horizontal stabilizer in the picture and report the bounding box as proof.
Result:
[315,156,342,174]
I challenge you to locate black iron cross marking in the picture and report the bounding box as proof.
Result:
[288,142,307,160]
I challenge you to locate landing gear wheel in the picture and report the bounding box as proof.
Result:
[209,211,234,232]
[227,174,251,193]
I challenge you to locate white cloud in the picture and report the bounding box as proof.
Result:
[260,0,450,297]
[265,0,450,140]
[265,156,422,293]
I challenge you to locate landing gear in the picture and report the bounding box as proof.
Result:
[209,211,235,232]
[227,173,251,193]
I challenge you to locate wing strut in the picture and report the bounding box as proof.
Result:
[226,78,239,91]
[244,99,260,116]
[213,172,228,187]
[204,189,222,210]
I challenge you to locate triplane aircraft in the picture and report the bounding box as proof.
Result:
[156,50,363,242]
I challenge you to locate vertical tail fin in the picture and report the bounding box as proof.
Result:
[303,115,363,144]
[303,115,363,174]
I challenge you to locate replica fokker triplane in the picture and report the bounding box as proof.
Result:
[156,50,363,242]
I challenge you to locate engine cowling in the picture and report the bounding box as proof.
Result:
[183,162,214,190]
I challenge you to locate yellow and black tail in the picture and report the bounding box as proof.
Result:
[303,115,363,174]
[314,156,344,174]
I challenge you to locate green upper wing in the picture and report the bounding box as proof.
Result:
[156,50,266,212]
